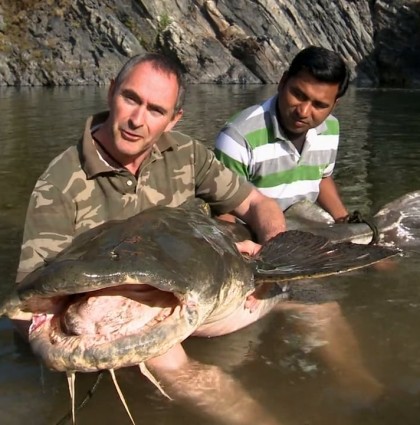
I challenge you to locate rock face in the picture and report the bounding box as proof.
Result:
[0,0,419,87]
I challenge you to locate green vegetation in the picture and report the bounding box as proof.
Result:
[121,15,151,49]
[157,11,172,32]
[121,10,173,50]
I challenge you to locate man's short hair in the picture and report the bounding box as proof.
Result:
[287,46,350,98]
[114,53,186,114]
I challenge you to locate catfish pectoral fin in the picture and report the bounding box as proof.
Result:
[255,230,400,282]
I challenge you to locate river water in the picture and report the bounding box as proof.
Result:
[0,85,420,425]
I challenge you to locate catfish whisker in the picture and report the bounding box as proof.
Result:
[139,362,172,400]
[66,371,76,424]
[109,368,136,425]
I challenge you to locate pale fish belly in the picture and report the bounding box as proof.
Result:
[193,283,289,337]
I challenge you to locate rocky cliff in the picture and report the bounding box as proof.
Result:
[0,0,419,87]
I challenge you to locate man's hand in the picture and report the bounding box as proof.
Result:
[235,240,262,257]
[232,188,286,243]
[318,176,348,222]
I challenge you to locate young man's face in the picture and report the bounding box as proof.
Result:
[277,70,340,138]
[106,61,183,160]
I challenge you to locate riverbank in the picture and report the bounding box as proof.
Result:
[0,0,419,87]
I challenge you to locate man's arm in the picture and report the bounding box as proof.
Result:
[13,181,75,340]
[231,188,286,243]
[317,176,348,222]
[146,343,282,425]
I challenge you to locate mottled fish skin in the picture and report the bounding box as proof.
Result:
[1,204,256,371]
[0,202,399,372]
[285,190,420,248]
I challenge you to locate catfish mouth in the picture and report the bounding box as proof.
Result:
[27,284,200,372]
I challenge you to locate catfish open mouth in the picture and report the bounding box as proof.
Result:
[28,284,200,372]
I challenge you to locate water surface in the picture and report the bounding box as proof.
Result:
[0,85,420,425]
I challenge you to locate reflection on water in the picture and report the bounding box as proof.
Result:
[335,89,420,213]
[1,86,420,425]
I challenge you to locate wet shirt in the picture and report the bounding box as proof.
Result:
[17,112,252,282]
[215,95,339,211]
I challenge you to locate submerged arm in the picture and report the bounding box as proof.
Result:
[146,343,283,425]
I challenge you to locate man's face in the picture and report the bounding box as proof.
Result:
[277,71,340,138]
[106,61,182,160]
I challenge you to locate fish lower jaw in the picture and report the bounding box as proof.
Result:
[29,303,200,372]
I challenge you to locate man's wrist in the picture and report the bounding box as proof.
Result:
[334,214,349,224]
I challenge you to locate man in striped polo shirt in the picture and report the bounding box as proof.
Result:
[215,47,385,403]
[215,46,350,222]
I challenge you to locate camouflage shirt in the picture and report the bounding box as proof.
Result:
[17,112,252,282]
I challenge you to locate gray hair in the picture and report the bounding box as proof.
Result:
[114,53,186,114]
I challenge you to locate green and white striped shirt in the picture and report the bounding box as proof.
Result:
[215,95,340,211]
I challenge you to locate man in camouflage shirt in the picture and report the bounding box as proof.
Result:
[14,52,287,425]
[17,53,286,285]
[15,54,287,329]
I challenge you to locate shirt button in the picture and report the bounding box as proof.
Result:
[127,180,133,186]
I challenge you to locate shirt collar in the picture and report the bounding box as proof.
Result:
[269,94,323,145]
[82,112,113,179]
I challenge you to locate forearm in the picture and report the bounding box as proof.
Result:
[233,189,286,243]
[146,345,282,425]
[317,176,348,222]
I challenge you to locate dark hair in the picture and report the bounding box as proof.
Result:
[286,46,350,98]
[114,52,186,114]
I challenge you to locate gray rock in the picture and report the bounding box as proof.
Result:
[0,0,418,87]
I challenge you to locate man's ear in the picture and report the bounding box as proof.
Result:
[278,71,288,89]
[164,109,184,132]
[107,79,116,106]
